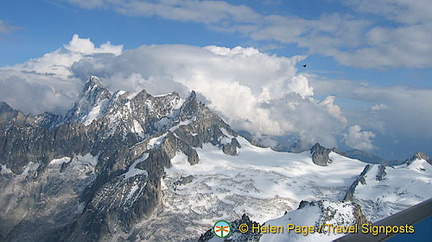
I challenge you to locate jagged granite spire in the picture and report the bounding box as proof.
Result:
[4,78,429,242]
[179,90,198,120]
[80,75,111,101]
[63,76,112,124]
[0,101,38,125]
[0,78,243,241]
[0,101,17,124]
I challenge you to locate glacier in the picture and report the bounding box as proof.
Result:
[0,76,430,241]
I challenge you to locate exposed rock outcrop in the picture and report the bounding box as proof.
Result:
[310,143,333,166]
[343,164,372,201]
[406,152,431,165]
[376,164,387,181]
[298,200,370,228]
[0,76,241,241]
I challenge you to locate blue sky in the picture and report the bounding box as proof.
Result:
[1,0,431,160]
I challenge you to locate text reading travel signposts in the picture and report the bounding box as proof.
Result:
[213,220,415,238]
[239,223,414,236]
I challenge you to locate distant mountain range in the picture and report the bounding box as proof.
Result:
[238,131,404,165]
[340,149,398,165]
[1,76,430,241]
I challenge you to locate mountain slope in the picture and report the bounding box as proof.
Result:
[0,76,431,241]
[0,76,241,241]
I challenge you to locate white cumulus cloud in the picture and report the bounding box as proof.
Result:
[0,34,123,114]
[68,41,349,147]
[344,125,376,151]
[4,34,431,156]
[0,35,349,148]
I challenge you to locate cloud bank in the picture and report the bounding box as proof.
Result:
[2,35,431,157]
[344,125,375,151]
[70,41,348,147]
[0,34,122,114]
[0,35,349,148]
[59,0,432,69]
[308,74,432,157]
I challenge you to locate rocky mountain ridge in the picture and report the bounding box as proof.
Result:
[1,76,431,241]
[0,76,241,241]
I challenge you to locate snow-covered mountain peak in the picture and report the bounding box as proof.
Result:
[62,76,112,124]
[80,75,111,103]
[257,200,369,242]
[406,151,431,165]
[61,76,187,133]
[0,76,430,242]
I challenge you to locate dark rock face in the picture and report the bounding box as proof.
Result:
[298,200,314,209]
[319,200,370,227]
[63,75,112,124]
[310,143,333,166]
[352,202,371,226]
[0,102,17,123]
[0,76,241,241]
[300,200,370,227]
[173,175,194,186]
[223,138,241,155]
[343,164,372,201]
[376,164,387,181]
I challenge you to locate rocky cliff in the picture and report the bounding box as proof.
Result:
[1,76,430,242]
[0,76,241,241]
